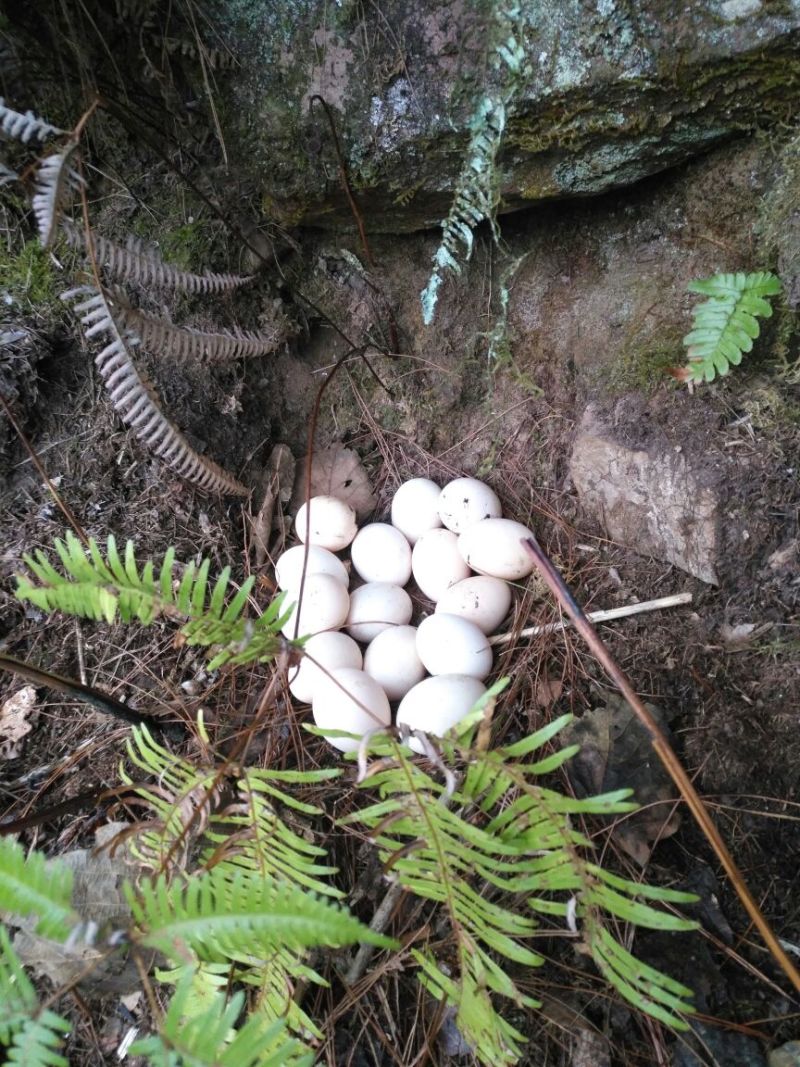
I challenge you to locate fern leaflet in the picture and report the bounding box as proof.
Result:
[115,302,285,363]
[121,724,223,870]
[0,928,38,1044]
[0,98,64,143]
[15,532,291,668]
[0,838,75,940]
[0,161,19,186]
[0,929,70,1067]
[130,971,314,1066]
[32,143,84,248]
[204,772,342,896]
[128,866,397,961]
[345,707,696,1064]
[676,271,782,382]
[420,5,528,324]
[421,95,507,325]
[62,221,253,294]
[62,285,250,496]
[121,733,341,1044]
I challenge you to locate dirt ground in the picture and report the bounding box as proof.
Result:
[1,110,800,1066]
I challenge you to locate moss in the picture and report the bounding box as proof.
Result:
[157,220,217,272]
[607,335,684,396]
[0,240,59,310]
[743,380,800,433]
[476,438,500,479]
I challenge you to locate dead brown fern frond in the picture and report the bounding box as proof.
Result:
[62,220,254,294]
[159,36,236,70]
[32,142,84,247]
[62,284,250,497]
[114,0,158,23]
[114,302,287,363]
[0,98,64,143]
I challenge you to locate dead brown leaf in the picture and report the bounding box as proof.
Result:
[0,685,37,759]
[291,446,377,520]
[535,677,564,707]
[719,621,773,649]
[563,693,680,865]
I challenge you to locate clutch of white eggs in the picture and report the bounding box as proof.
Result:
[275,477,535,755]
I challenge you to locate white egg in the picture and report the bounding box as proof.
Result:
[280,573,350,639]
[295,495,357,551]
[411,528,471,602]
[438,477,502,534]
[275,544,348,591]
[312,667,391,752]
[435,575,512,635]
[391,478,443,544]
[397,675,487,754]
[363,625,426,701]
[346,582,413,643]
[415,614,493,679]
[351,523,412,586]
[457,518,536,581]
[288,631,363,704]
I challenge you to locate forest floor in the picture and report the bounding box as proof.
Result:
[1,122,799,1067]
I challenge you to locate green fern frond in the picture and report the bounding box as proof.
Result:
[346,709,696,1062]
[14,532,290,668]
[122,731,338,1039]
[130,971,315,1066]
[678,270,781,382]
[0,929,70,1066]
[156,961,232,1022]
[128,867,397,962]
[202,770,341,1038]
[121,725,222,870]
[4,1013,71,1067]
[0,839,74,940]
[203,772,342,897]
[421,3,530,324]
[421,96,507,325]
[415,945,527,1066]
[161,955,324,1045]
[241,949,325,1041]
[0,927,37,1043]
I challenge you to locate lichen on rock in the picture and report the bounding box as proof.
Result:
[215,0,800,232]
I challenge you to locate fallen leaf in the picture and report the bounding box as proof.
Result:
[562,694,680,865]
[0,685,37,759]
[769,1040,800,1067]
[252,443,295,568]
[719,621,773,649]
[719,622,756,647]
[535,677,563,707]
[571,1030,611,1067]
[768,540,798,571]
[291,446,376,520]
[10,823,154,995]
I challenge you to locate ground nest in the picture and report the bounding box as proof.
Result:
[2,360,799,1066]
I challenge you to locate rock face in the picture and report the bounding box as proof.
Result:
[570,406,719,583]
[219,0,800,232]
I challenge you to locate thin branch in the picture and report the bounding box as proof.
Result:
[309,94,400,352]
[344,882,405,986]
[0,654,172,730]
[490,592,693,647]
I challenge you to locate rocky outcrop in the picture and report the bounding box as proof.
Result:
[569,405,720,583]
[219,0,800,232]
